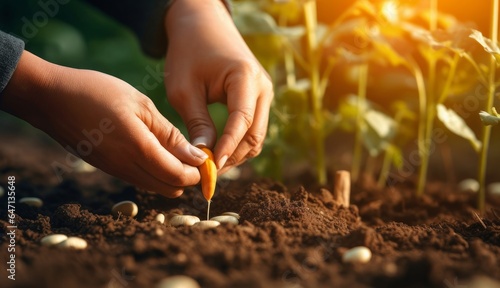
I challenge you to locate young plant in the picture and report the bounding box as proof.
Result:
[472,0,499,212]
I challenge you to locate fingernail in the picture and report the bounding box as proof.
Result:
[192,136,209,148]
[189,145,208,160]
[217,155,228,169]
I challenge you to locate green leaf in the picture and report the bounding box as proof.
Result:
[437,104,481,151]
[479,111,500,126]
[364,109,396,139]
[469,30,500,62]
[233,9,278,35]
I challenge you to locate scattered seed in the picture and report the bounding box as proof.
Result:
[169,215,200,227]
[487,182,500,195]
[112,201,138,217]
[155,228,164,236]
[58,237,88,250]
[74,159,97,173]
[458,179,479,193]
[342,246,372,264]
[19,197,43,208]
[210,215,239,224]
[192,220,220,230]
[155,275,200,288]
[221,212,240,220]
[40,234,68,246]
[155,213,166,224]
[0,186,4,198]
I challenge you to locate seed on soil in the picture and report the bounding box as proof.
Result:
[155,213,166,224]
[210,215,239,224]
[221,212,240,219]
[155,275,200,288]
[57,237,88,250]
[168,215,200,227]
[458,178,479,193]
[0,186,4,198]
[487,182,500,195]
[112,201,138,217]
[40,234,68,246]
[155,228,164,236]
[342,246,372,264]
[19,197,43,208]
[192,220,220,229]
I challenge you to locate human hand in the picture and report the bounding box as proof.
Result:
[1,51,208,197]
[164,0,274,172]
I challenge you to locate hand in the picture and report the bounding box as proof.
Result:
[1,51,208,197]
[164,0,274,172]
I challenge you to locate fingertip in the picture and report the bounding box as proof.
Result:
[217,154,228,170]
[192,136,210,148]
[188,145,208,162]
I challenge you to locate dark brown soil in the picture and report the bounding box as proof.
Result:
[1,130,500,288]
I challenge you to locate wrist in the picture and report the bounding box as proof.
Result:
[0,51,59,124]
[165,0,232,42]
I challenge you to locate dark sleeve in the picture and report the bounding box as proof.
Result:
[0,30,24,97]
[84,0,231,59]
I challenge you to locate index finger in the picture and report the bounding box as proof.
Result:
[213,77,258,169]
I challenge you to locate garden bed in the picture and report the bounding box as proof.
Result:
[1,130,500,288]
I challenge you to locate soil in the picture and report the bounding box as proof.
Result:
[1,129,500,288]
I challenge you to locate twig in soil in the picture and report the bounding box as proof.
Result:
[473,211,487,229]
[491,208,500,220]
[115,211,122,223]
[333,170,351,208]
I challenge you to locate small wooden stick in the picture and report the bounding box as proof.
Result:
[333,170,351,208]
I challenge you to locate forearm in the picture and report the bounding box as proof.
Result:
[0,50,58,126]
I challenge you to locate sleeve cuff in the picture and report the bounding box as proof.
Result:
[143,0,232,58]
[0,31,25,97]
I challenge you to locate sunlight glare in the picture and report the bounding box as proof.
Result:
[382,1,399,23]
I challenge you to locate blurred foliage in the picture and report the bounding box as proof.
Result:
[233,0,499,190]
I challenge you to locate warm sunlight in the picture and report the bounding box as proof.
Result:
[381,0,400,23]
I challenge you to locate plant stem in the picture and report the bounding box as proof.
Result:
[416,0,438,197]
[477,0,498,213]
[413,64,428,196]
[303,0,326,185]
[279,15,296,87]
[377,146,393,188]
[352,64,369,182]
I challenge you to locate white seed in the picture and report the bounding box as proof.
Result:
[155,213,166,224]
[0,186,4,198]
[73,159,97,173]
[19,197,43,208]
[342,246,372,264]
[168,215,200,227]
[40,234,68,246]
[210,215,239,224]
[57,237,88,250]
[192,220,220,229]
[221,212,240,219]
[155,275,200,288]
[155,228,164,236]
[458,179,479,193]
[112,201,138,217]
[487,182,500,195]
